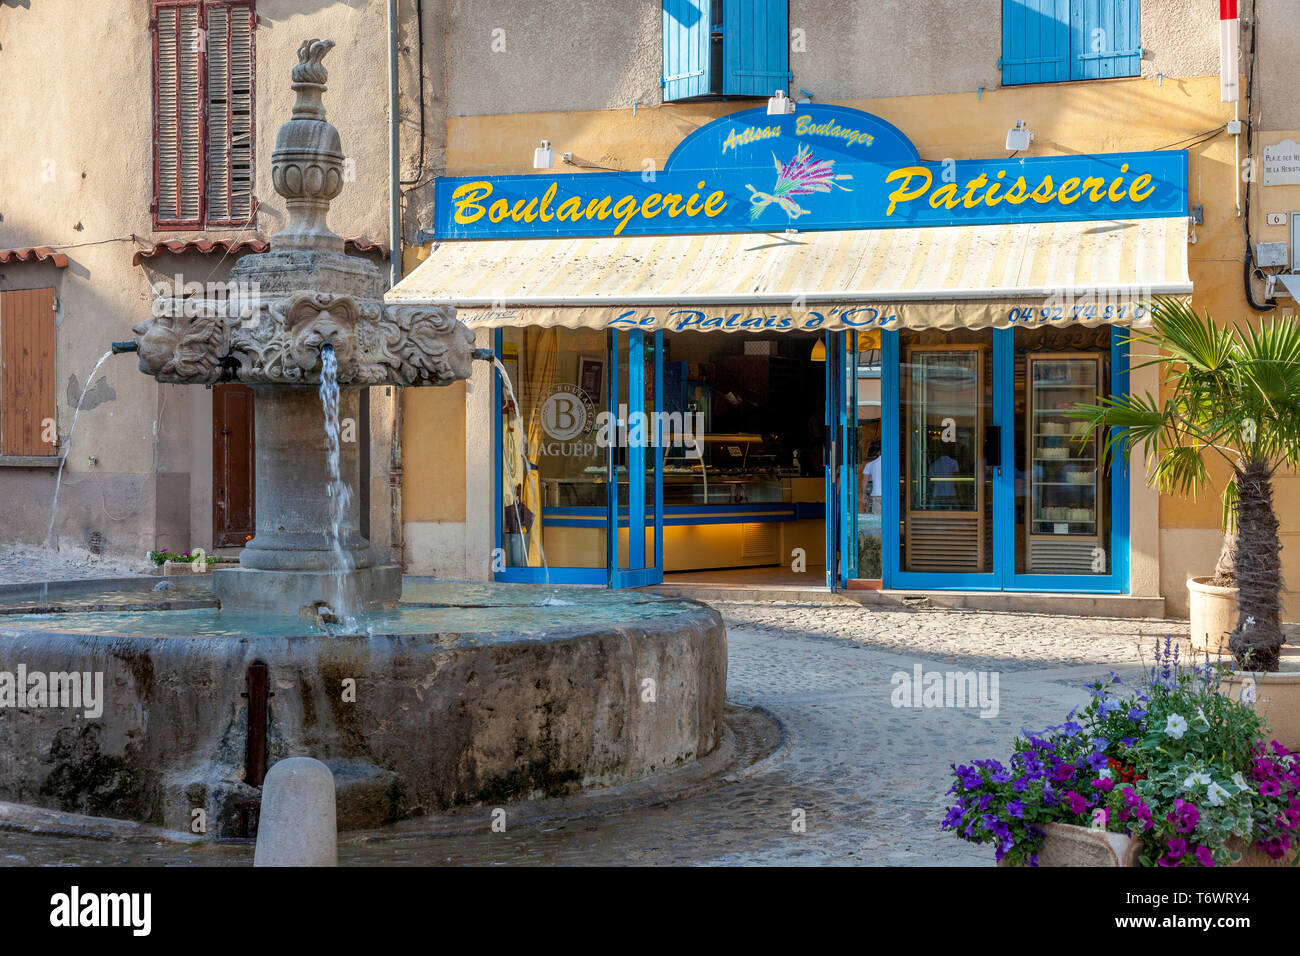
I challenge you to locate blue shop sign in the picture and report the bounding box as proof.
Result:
[433,104,1188,241]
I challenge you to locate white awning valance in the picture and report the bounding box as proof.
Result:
[386,217,1191,333]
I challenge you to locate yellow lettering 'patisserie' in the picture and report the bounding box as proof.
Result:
[882,165,1161,216]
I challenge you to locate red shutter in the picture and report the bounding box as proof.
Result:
[153,0,255,230]
[153,1,205,228]
[0,289,57,458]
[206,1,256,225]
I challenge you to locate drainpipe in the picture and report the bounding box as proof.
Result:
[387,0,405,564]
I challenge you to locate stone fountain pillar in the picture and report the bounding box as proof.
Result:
[130,39,476,617]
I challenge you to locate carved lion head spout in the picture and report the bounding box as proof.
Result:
[132,313,226,384]
[385,306,476,385]
[286,291,359,379]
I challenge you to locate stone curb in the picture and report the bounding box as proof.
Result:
[0,802,202,844]
[347,703,788,843]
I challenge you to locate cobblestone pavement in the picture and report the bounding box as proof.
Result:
[1,597,1190,867]
[0,543,144,587]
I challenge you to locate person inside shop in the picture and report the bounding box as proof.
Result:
[861,442,882,515]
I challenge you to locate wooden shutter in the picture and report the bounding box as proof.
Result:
[662,0,713,102]
[1001,0,1071,85]
[154,1,205,227]
[0,289,57,458]
[1071,0,1141,80]
[206,1,255,225]
[722,0,790,97]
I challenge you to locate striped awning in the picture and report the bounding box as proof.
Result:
[387,217,1191,333]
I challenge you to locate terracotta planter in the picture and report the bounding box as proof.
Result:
[1188,576,1237,657]
[999,822,1297,866]
[996,822,1144,867]
[1220,649,1300,752]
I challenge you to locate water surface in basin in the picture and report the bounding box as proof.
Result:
[0,580,700,639]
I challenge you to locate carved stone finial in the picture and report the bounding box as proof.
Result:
[292,38,335,86]
[270,38,344,252]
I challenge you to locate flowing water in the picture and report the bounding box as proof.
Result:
[45,350,114,551]
[319,345,355,627]
[493,357,549,580]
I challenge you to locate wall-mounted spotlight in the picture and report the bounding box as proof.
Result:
[533,140,554,170]
[1005,120,1034,152]
[767,90,795,116]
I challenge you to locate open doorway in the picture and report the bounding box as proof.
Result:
[659,330,828,588]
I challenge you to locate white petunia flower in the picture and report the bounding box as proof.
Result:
[1232,771,1253,793]
[1207,782,1230,807]
[1183,771,1212,788]
[1165,714,1189,739]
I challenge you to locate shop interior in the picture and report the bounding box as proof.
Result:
[498,327,839,586]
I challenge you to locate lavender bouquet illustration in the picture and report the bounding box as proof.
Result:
[745,144,853,220]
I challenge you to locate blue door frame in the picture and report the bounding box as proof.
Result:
[825,330,858,589]
[881,326,1130,593]
[491,328,664,588]
[608,329,665,588]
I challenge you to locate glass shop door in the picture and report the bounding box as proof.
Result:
[608,328,664,588]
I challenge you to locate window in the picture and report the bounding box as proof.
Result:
[662,0,790,102]
[152,0,256,229]
[0,289,57,458]
[1001,0,1141,86]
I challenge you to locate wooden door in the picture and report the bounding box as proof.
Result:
[213,383,255,547]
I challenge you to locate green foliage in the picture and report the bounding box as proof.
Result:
[1069,297,1300,526]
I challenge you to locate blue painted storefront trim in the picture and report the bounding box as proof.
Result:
[881,325,1131,593]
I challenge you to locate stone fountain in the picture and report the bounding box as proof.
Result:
[133,39,476,619]
[0,42,726,840]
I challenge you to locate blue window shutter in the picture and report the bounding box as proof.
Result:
[1001,0,1070,85]
[662,0,712,101]
[1071,0,1141,80]
[723,0,790,97]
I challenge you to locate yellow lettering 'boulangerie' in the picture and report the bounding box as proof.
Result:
[451,180,727,235]
[883,162,1154,216]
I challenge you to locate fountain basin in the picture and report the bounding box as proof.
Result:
[0,581,727,837]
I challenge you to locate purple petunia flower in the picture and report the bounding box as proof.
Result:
[1168,798,1201,835]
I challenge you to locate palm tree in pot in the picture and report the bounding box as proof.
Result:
[1070,298,1300,671]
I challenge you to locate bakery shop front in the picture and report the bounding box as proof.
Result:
[387,104,1191,593]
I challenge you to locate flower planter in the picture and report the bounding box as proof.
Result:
[995,823,1144,867]
[1220,649,1300,752]
[161,560,211,576]
[998,822,1297,867]
[1188,576,1237,657]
